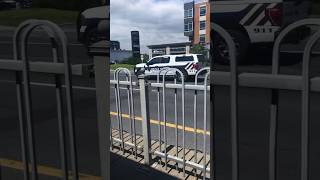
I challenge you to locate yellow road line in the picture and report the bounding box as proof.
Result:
[0,158,101,180]
[110,112,210,136]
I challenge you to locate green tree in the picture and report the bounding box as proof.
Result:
[142,54,149,62]
[190,44,208,56]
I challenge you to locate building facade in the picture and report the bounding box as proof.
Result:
[147,42,191,58]
[184,0,210,48]
[131,31,141,58]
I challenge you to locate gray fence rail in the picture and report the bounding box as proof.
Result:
[211,19,320,180]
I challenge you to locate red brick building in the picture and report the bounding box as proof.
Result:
[184,0,210,48]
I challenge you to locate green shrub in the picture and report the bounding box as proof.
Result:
[110,64,135,70]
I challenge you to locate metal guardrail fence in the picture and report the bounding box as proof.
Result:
[110,67,211,179]
[0,19,79,180]
[211,19,320,180]
[0,20,109,180]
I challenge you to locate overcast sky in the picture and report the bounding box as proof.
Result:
[110,0,189,54]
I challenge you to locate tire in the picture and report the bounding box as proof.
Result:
[213,30,250,65]
[176,68,188,82]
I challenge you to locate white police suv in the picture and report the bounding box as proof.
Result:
[212,0,311,64]
[134,54,207,81]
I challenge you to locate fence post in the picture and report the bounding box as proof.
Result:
[138,75,152,165]
[89,40,110,180]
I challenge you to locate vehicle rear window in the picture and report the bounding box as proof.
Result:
[175,56,194,62]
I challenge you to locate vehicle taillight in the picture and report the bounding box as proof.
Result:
[265,6,282,26]
[192,63,200,70]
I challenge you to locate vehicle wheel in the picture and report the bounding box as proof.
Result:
[85,28,99,46]
[176,68,188,82]
[213,30,250,65]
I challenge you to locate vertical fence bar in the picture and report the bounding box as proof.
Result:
[54,24,79,180]
[116,71,125,154]
[157,68,167,165]
[300,29,320,180]
[195,68,210,177]
[203,72,210,180]
[301,46,311,180]
[129,75,137,159]
[162,73,168,170]
[90,41,110,180]
[21,30,38,180]
[139,75,152,165]
[114,71,122,150]
[16,72,30,180]
[193,84,198,168]
[51,38,68,180]
[13,25,30,180]
[230,36,238,180]
[127,76,134,155]
[180,71,186,178]
[212,23,238,180]
[55,75,68,180]
[174,78,179,171]
[157,75,162,157]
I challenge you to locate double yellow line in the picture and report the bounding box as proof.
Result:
[110,112,210,136]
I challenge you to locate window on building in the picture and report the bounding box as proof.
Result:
[200,6,206,16]
[171,47,186,53]
[184,8,193,18]
[200,34,206,44]
[200,21,206,30]
[152,48,165,54]
[184,21,193,32]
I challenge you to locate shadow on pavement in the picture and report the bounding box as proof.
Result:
[111,153,179,180]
